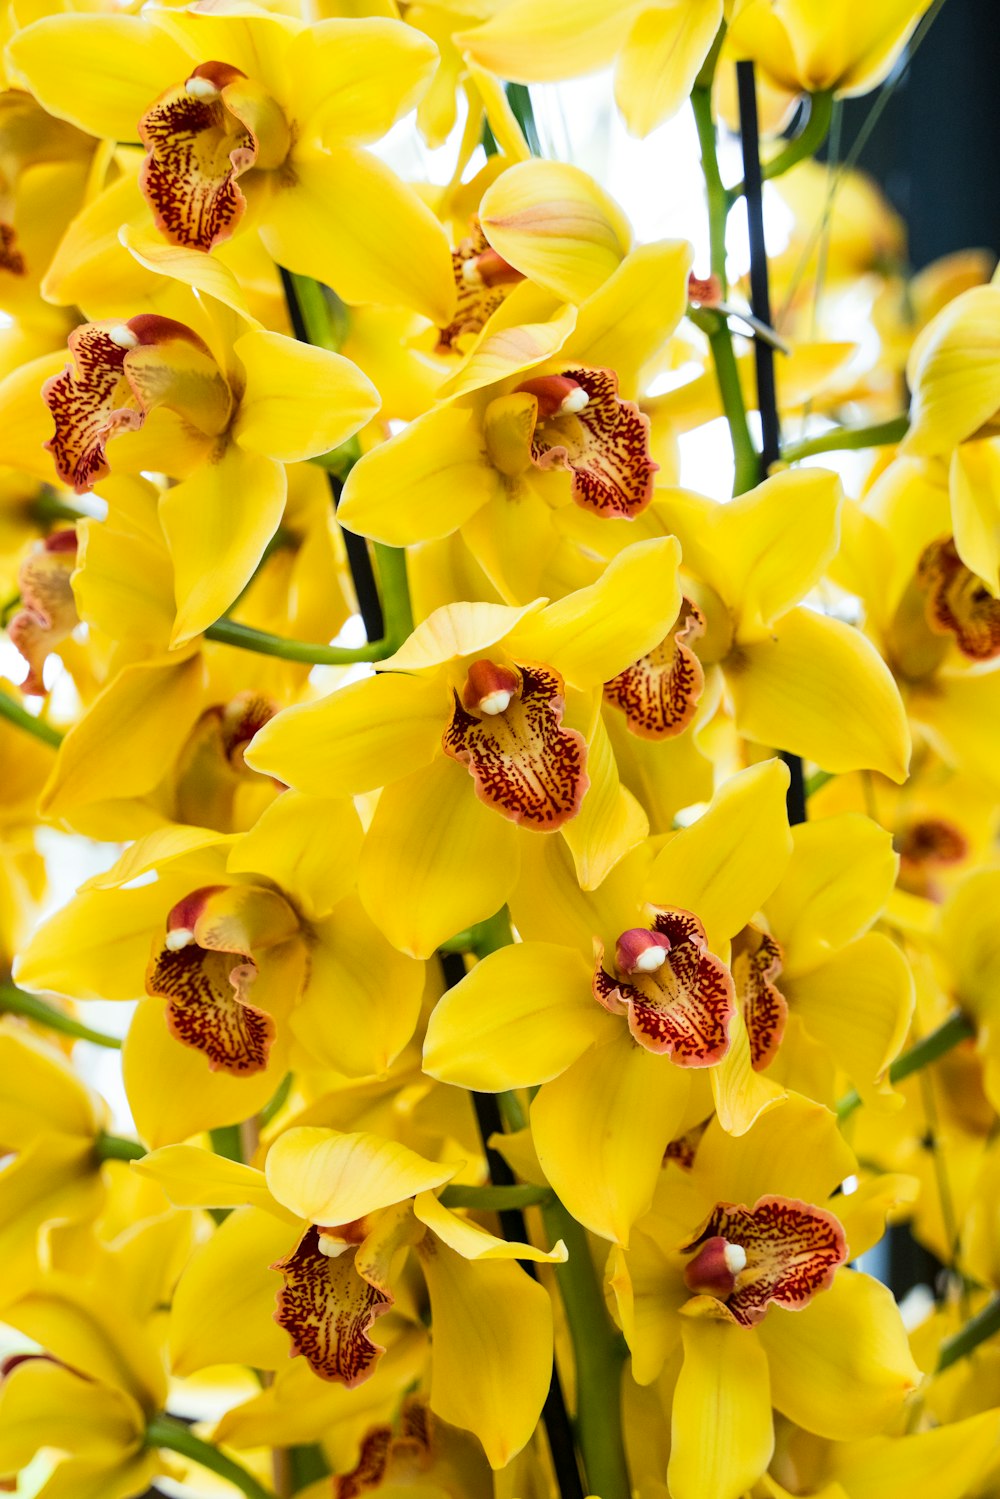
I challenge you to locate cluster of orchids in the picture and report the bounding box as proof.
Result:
[3,1,1000,1497]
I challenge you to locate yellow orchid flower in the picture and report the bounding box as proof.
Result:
[900,281,1000,597]
[6,524,78,696]
[338,231,692,604]
[0,1023,110,1307]
[0,1244,171,1499]
[835,464,1000,795]
[423,759,794,1242]
[15,804,424,1145]
[247,538,688,956]
[457,0,724,139]
[937,867,1000,1115]
[136,1127,565,1468]
[614,468,911,782]
[726,0,932,103]
[31,469,355,841]
[7,7,455,322]
[610,1096,921,1499]
[27,295,378,644]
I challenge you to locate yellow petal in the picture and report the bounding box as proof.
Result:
[293,896,424,1075]
[266,1126,456,1226]
[784,934,914,1102]
[939,866,1000,1013]
[647,759,792,951]
[15,880,169,1002]
[832,1173,919,1260]
[0,350,78,483]
[830,1407,1000,1499]
[479,159,631,303]
[560,708,649,891]
[246,673,444,795]
[260,146,455,326]
[85,825,233,893]
[663,468,843,637]
[614,0,723,138]
[6,16,190,140]
[730,607,911,783]
[413,1191,566,1262]
[570,240,694,388]
[359,754,521,958]
[38,653,206,829]
[693,1093,856,1207]
[123,998,285,1148]
[711,1005,788,1136]
[904,285,1000,455]
[443,300,578,400]
[120,224,258,325]
[338,402,501,547]
[3,1276,166,1414]
[288,18,438,142]
[380,598,542,673]
[131,1145,284,1216]
[227,794,364,919]
[0,1025,102,1147]
[233,331,378,463]
[424,940,608,1089]
[419,1237,552,1468]
[0,1358,143,1468]
[170,1206,292,1375]
[161,444,285,645]
[950,439,1000,593]
[758,1269,921,1440]
[507,537,683,688]
[457,0,639,83]
[764,814,898,976]
[667,1318,773,1499]
[531,1029,691,1244]
[909,667,1000,795]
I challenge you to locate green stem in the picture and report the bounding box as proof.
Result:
[373,542,414,651]
[804,768,835,798]
[0,983,120,1047]
[439,1183,551,1211]
[204,618,388,666]
[937,1293,1000,1372]
[146,1415,277,1499]
[782,414,909,463]
[286,272,347,352]
[691,86,760,495]
[541,1196,630,1499]
[0,688,63,748]
[95,1132,147,1162]
[505,82,541,156]
[210,1124,244,1163]
[727,91,834,204]
[837,1012,975,1120]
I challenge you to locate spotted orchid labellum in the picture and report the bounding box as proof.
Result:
[2,5,999,1499]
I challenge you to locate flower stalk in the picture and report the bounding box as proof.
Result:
[146,1414,277,1499]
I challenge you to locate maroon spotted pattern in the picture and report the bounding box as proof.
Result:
[897,817,969,869]
[0,222,25,275]
[42,325,143,492]
[663,1117,710,1170]
[271,1227,392,1387]
[603,598,706,739]
[917,535,1000,660]
[593,906,735,1064]
[147,943,274,1075]
[529,365,657,518]
[731,924,787,1072]
[8,530,78,695]
[437,222,524,354]
[335,1399,434,1497]
[442,661,588,830]
[684,1195,848,1327]
[139,74,257,251]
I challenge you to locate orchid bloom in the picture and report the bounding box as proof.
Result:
[7,7,455,322]
[610,1096,921,1499]
[134,1128,565,1468]
[247,538,688,955]
[14,804,424,1147]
